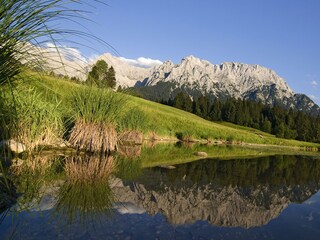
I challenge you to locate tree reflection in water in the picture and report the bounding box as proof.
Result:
[112,155,320,227]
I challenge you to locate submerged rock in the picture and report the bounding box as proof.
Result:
[159,165,176,169]
[194,152,208,157]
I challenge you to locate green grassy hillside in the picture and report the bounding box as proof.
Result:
[7,72,320,150]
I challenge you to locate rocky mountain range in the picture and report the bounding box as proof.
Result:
[94,53,319,114]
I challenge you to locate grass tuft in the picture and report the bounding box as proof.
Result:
[69,87,127,152]
[70,87,127,124]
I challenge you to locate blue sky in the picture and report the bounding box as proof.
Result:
[63,0,320,104]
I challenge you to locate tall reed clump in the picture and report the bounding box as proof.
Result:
[2,87,65,151]
[56,154,115,223]
[0,0,105,153]
[69,88,127,153]
[118,108,149,145]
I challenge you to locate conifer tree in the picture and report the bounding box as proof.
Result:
[173,92,193,112]
[295,111,311,141]
[222,99,236,122]
[261,116,272,133]
[184,94,193,112]
[315,115,320,143]
[196,95,210,118]
[209,99,222,121]
[173,92,185,110]
[87,60,116,88]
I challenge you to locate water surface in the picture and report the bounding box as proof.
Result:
[1,144,320,239]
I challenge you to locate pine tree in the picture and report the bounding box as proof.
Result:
[222,99,236,122]
[172,92,193,112]
[173,92,185,110]
[295,111,311,141]
[87,60,108,87]
[117,85,123,92]
[184,94,193,112]
[209,99,222,121]
[261,116,272,133]
[274,122,285,138]
[196,95,210,118]
[106,66,116,89]
[234,99,244,125]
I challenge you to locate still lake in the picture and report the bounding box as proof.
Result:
[1,143,320,239]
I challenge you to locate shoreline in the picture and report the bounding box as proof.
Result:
[2,137,318,156]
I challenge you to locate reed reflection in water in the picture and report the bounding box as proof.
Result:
[55,154,115,223]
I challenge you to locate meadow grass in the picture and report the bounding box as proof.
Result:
[118,107,149,132]
[8,72,320,151]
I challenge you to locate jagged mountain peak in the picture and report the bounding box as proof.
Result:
[180,55,212,67]
[143,56,294,100]
[76,52,318,114]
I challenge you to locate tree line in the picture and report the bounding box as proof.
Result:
[162,92,320,143]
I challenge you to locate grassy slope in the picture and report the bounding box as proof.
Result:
[24,72,320,149]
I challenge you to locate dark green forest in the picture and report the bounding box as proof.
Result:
[161,92,320,143]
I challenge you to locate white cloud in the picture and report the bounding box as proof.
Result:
[44,43,88,63]
[119,56,162,68]
[311,80,318,86]
[31,43,89,79]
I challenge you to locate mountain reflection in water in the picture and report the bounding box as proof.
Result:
[1,148,320,240]
[114,155,320,228]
